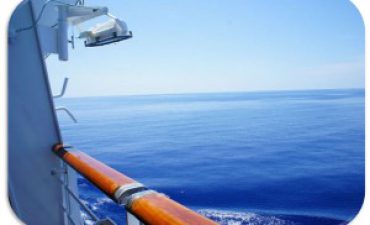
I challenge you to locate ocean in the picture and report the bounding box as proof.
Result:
[56,89,365,225]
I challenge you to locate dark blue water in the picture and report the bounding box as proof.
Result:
[57,89,364,225]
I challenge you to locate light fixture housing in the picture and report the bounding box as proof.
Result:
[57,5,132,61]
[79,18,133,47]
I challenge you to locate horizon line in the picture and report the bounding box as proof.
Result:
[58,87,365,100]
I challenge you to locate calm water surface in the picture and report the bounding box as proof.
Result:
[57,89,364,225]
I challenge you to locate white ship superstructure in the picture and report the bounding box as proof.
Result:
[8,1,218,225]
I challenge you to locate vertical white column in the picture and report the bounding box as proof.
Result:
[58,5,69,61]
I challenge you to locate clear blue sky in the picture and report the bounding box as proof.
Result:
[47,0,365,97]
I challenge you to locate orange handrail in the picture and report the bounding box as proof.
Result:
[53,144,138,199]
[53,144,218,225]
[129,192,217,225]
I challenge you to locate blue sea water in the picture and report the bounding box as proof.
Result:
[56,89,364,225]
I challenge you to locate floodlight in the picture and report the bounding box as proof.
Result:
[79,17,133,47]
[57,5,132,60]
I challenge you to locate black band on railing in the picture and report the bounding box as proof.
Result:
[53,143,68,158]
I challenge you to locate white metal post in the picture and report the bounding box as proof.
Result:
[58,5,69,61]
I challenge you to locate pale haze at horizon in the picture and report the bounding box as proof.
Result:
[47,0,365,98]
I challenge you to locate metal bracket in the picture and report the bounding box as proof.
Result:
[53,77,69,98]
[55,107,78,123]
[51,168,67,176]
[69,36,75,49]
[114,183,146,205]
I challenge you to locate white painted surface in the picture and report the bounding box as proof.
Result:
[8,1,81,224]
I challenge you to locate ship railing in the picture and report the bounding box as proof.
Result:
[53,162,108,225]
[52,144,218,225]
